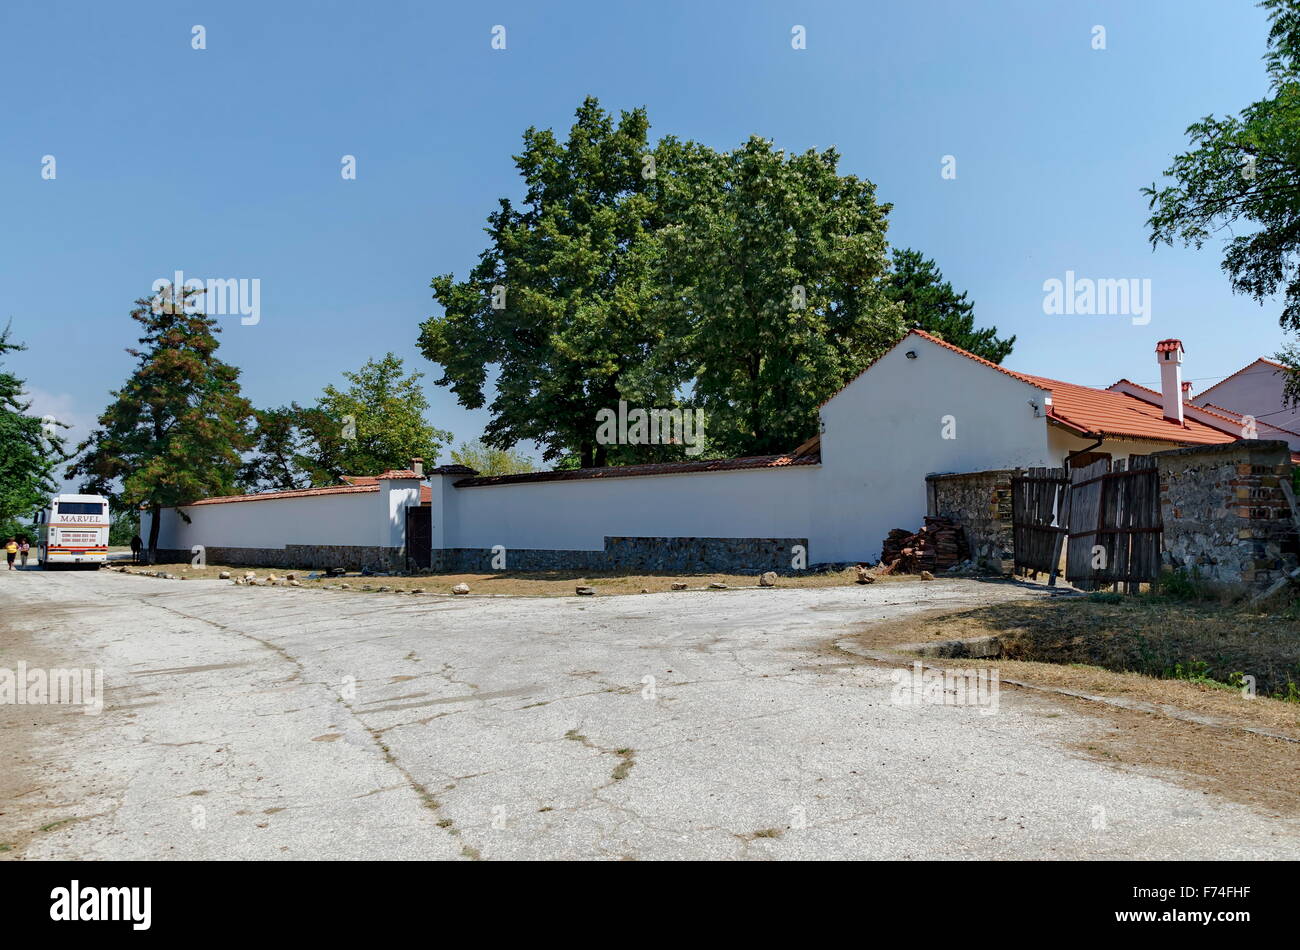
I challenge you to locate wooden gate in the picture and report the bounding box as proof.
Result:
[1064,456,1162,591]
[405,506,431,571]
[1010,467,1069,577]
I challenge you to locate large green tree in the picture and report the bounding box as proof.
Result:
[883,248,1014,363]
[68,286,255,557]
[315,354,452,480]
[419,97,680,467]
[0,324,64,539]
[239,403,319,491]
[449,439,536,476]
[1145,0,1300,396]
[658,136,904,456]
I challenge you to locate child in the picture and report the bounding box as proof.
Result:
[19,538,30,568]
[4,538,17,570]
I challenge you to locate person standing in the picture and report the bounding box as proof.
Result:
[130,534,143,565]
[18,538,29,568]
[4,538,17,570]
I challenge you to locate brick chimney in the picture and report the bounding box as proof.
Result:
[1156,339,1184,424]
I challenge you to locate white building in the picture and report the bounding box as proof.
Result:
[1185,357,1300,451]
[142,331,1251,573]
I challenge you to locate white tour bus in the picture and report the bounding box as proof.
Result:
[35,493,111,567]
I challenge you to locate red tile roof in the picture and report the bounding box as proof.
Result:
[186,484,381,506]
[1021,373,1234,446]
[185,477,434,506]
[845,330,1236,447]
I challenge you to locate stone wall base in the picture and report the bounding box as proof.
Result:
[146,537,806,575]
[147,545,405,572]
[434,536,808,574]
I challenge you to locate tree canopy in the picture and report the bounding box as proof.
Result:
[0,324,64,539]
[242,355,454,491]
[420,99,957,464]
[419,98,675,468]
[68,286,255,554]
[449,439,536,476]
[1145,0,1300,398]
[883,248,1014,364]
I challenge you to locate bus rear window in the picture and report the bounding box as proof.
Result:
[56,502,104,515]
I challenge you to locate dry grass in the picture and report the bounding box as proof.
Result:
[839,595,1300,814]
[114,561,919,597]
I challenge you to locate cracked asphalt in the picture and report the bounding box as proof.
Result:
[3,568,1299,860]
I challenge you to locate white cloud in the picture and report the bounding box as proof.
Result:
[22,387,94,493]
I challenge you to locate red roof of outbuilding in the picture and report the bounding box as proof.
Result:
[831,329,1236,446]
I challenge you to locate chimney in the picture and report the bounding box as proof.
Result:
[1155,339,1184,424]
[410,457,424,477]
[1181,380,1193,401]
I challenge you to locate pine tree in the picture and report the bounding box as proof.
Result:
[884,248,1015,364]
[68,286,255,559]
[0,324,63,539]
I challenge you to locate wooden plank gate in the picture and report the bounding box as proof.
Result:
[1010,467,1069,578]
[1064,456,1162,591]
[405,506,431,571]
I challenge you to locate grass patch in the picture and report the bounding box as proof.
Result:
[921,596,1300,702]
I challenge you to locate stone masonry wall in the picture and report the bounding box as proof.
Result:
[1155,440,1298,593]
[433,536,809,574]
[145,545,405,572]
[926,470,1016,573]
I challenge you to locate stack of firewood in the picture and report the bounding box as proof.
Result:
[875,517,969,575]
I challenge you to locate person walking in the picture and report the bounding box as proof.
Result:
[18,538,29,568]
[4,538,17,571]
[130,534,143,565]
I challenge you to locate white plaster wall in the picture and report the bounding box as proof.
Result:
[142,490,381,551]
[811,335,1055,564]
[1047,428,1194,465]
[445,466,818,552]
[1194,361,1300,434]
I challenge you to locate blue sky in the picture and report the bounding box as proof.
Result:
[0,0,1284,471]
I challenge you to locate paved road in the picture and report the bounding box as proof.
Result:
[3,568,1297,860]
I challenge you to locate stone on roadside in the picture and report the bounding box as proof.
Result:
[758,571,777,587]
[575,586,596,596]
[920,570,935,581]
[708,582,728,589]
[219,571,231,580]
[855,565,875,584]
[671,582,688,591]
[451,583,470,595]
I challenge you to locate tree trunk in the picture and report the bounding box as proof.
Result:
[146,501,161,565]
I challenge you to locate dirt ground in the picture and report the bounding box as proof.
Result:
[838,595,1300,817]
[111,561,920,597]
